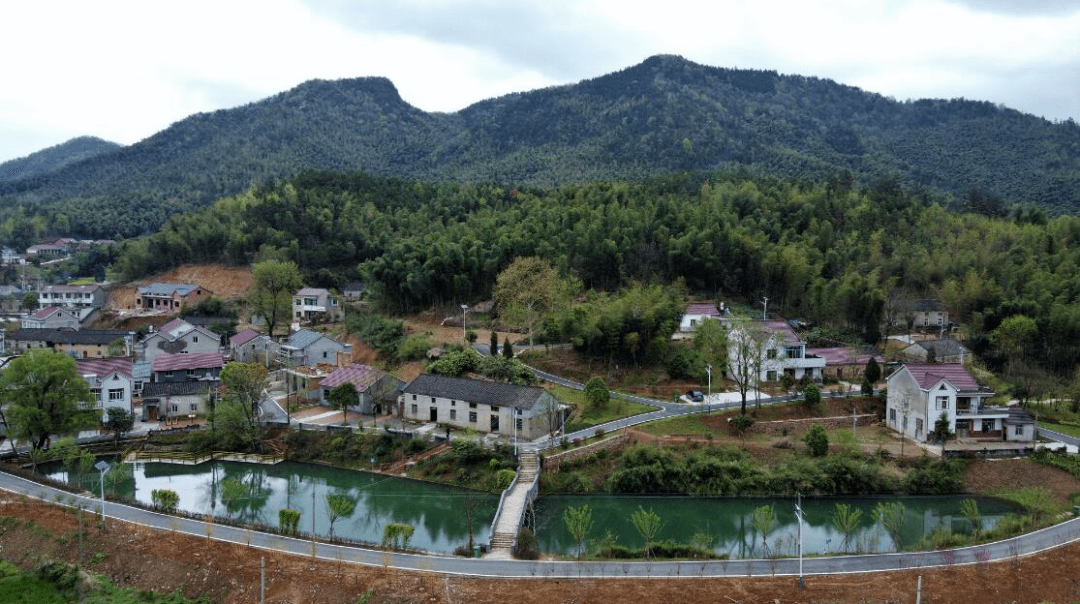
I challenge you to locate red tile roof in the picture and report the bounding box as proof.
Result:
[320,364,384,392]
[806,347,882,365]
[230,328,262,347]
[31,307,60,319]
[684,303,720,316]
[152,352,224,372]
[900,363,979,390]
[77,357,133,379]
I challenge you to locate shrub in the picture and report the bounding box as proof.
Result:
[494,468,517,491]
[150,489,180,512]
[594,427,605,439]
[279,508,301,534]
[804,424,829,457]
[514,527,540,560]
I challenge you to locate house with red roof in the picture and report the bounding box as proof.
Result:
[318,364,405,415]
[679,303,724,332]
[886,363,1032,443]
[728,319,826,384]
[21,306,81,330]
[77,357,133,420]
[151,352,224,383]
[806,347,883,381]
[229,328,273,364]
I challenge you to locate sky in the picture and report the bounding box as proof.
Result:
[2,0,1079,164]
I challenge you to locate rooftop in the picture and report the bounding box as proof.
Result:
[402,374,549,410]
[137,283,202,296]
[39,284,102,294]
[8,328,131,345]
[230,328,263,347]
[152,352,224,372]
[77,357,133,379]
[143,380,220,397]
[899,363,982,391]
[321,364,386,392]
[684,303,720,317]
[296,287,331,297]
[805,347,882,365]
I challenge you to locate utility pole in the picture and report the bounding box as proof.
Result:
[460,304,469,345]
[761,295,769,320]
[706,364,712,414]
[795,492,804,589]
[260,557,265,604]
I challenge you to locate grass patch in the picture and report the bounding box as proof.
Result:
[0,559,211,604]
[635,414,719,437]
[549,385,654,432]
[1042,421,1080,438]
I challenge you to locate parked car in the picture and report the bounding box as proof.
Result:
[687,390,704,402]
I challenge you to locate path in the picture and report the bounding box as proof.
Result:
[487,448,540,558]
[2,470,1079,578]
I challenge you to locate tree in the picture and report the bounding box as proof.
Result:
[493,257,571,346]
[860,377,873,396]
[465,330,478,345]
[727,317,767,416]
[20,291,37,312]
[219,362,268,452]
[932,411,952,444]
[732,414,754,444]
[752,504,777,557]
[830,503,863,552]
[328,382,358,425]
[279,508,301,535]
[864,357,881,384]
[563,504,594,559]
[990,314,1037,364]
[325,490,357,539]
[2,350,92,450]
[103,407,134,447]
[249,259,303,338]
[629,506,664,559]
[382,523,415,550]
[803,382,822,411]
[804,424,829,457]
[489,330,499,356]
[584,377,610,413]
[874,501,907,551]
[959,498,981,539]
[151,489,180,512]
[502,337,513,359]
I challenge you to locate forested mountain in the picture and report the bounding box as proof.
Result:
[0,136,120,183]
[117,169,1080,380]
[3,55,1080,243]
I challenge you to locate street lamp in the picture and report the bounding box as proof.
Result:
[794,492,804,589]
[460,304,469,345]
[94,460,110,517]
[705,364,712,414]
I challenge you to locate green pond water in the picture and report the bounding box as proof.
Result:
[534,494,1020,558]
[46,459,498,554]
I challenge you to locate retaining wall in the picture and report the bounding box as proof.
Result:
[543,432,628,471]
[748,414,877,436]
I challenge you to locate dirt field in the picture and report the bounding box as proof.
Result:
[107,264,255,309]
[1,496,1079,604]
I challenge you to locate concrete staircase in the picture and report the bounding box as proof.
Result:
[487,449,540,556]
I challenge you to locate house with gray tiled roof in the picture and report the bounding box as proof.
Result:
[886,363,1032,443]
[278,329,351,367]
[319,364,404,415]
[142,380,219,421]
[137,318,220,364]
[399,374,562,440]
[7,328,134,358]
[901,339,969,364]
[293,287,344,323]
[135,282,212,312]
[38,284,106,309]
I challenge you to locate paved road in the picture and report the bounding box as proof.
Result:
[2,469,1079,578]
[1038,426,1080,449]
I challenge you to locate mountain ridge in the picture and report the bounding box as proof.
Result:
[1,54,1078,242]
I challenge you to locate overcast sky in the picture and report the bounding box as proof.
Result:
[2,0,1078,164]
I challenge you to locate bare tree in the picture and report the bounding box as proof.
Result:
[727,317,768,416]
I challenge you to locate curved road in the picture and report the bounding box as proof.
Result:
[1,470,1078,578]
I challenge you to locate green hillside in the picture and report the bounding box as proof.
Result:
[2,55,1079,244]
[0,136,120,183]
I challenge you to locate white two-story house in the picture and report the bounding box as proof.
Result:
[77,357,133,421]
[886,363,1032,443]
[728,320,825,383]
[293,288,344,323]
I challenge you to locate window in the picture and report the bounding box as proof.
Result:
[889,408,896,422]
[322,351,328,359]
[190,403,198,412]
[193,336,198,343]
[108,389,124,401]
[1013,425,1023,436]
[430,397,436,403]
[915,418,923,437]
[165,371,173,378]
[469,402,477,408]
[450,409,457,420]
[936,396,948,410]
[766,371,777,381]
[170,404,179,413]
[411,394,417,400]
[468,412,477,423]
[90,388,102,401]
[187,369,196,376]
[411,404,418,414]
[767,349,777,359]
[924,316,929,326]
[982,419,994,432]
[516,418,523,431]
[323,389,330,398]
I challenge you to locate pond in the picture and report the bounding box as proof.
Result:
[534,494,1020,558]
[45,459,498,554]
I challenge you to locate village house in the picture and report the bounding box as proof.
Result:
[142,380,219,421]
[728,320,826,383]
[6,328,134,358]
[77,357,133,420]
[886,363,1034,443]
[137,318,221,364]
[341,282,366,302]
[292,288,344,323]
[902,339,969,364]
[398,374,562,441]
[896,299,950,329]
[805,347,883,382]
[278,329,352,367]
[319,364,405,416]
[151,351,223,384]
[37,284,106,309]
[135,282,212,312]
[679,303,724,332]
[21,306,81,330]
[229,328,273,364]
[0,285,27,312]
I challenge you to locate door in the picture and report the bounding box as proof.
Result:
[147,405,159,421]
[430,407,438,422]
[490,414,499,433]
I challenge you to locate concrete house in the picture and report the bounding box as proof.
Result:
[151,352,224,383]
[806,347,883,382]
[886,363,1031,443]
[142,380,219,421]
[0,285,27,312]
[902,339,969,364]
[399,375,562,441]
[6,328,134,358]
[21,306,82,330]
[229,328,273,364]
[293,288,344,323]
[38,284,106,309]
[728,320,825,383]
[135,283,212,312]
[679,303,723,332]
[319,364,405,415]
[341,282,366,302]
[897,299,950,329]
[137,318,221,364]
[278,329,352,367]
[77,357,133,420]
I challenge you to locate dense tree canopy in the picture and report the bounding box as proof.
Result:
[1,350,92,449]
